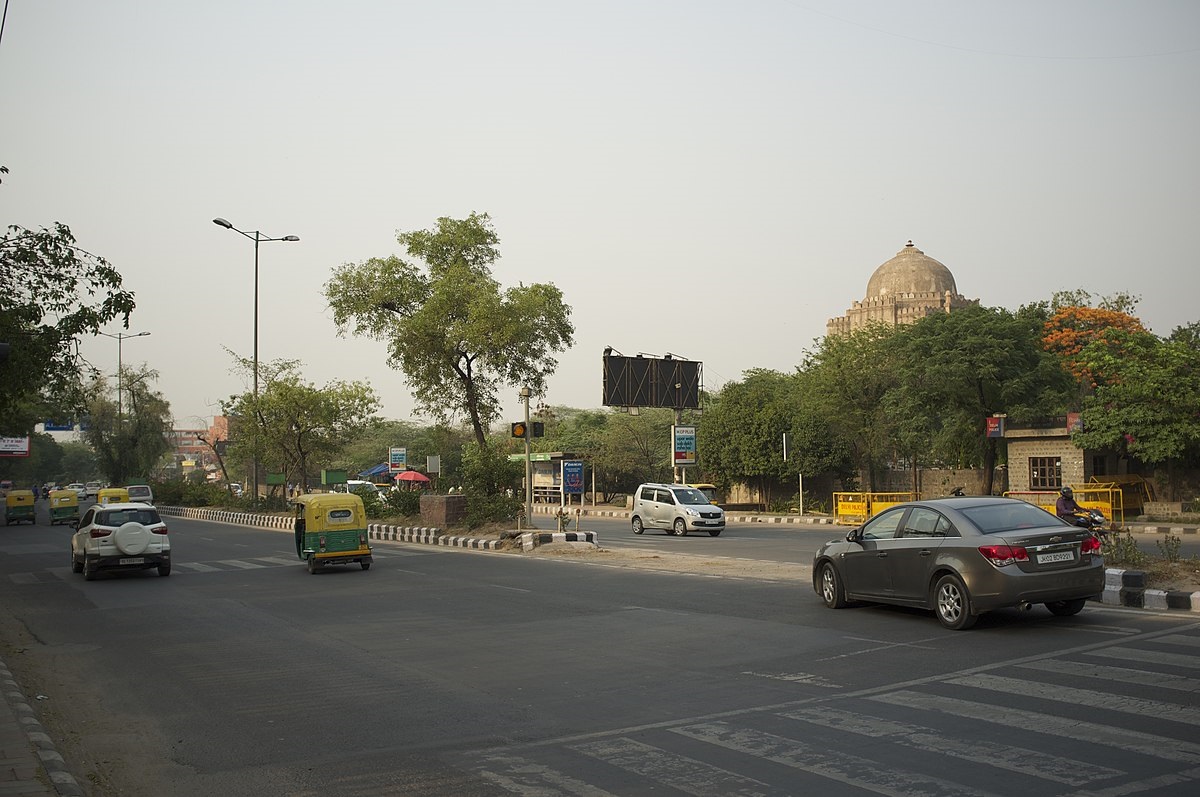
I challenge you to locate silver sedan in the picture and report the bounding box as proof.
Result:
[813,496,1105,630]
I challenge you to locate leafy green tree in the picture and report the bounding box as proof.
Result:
[0,432,63,486]
[222,359,380,495]
[1072,329,1200,479]
[57,441,99,483]
[891,305,1074,493]
[324,212,574,448]
[0,222,136,435]
[803,324,905,491]
[81,366,172,485]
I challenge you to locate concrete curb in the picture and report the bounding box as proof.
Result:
[0,658,84,796]
[518,531,599,551]
[1099,567,1200,611]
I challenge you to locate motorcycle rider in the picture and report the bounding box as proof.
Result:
[1055,486,1085,523]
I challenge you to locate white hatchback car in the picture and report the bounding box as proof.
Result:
[631,483,726,537]
[71,502,171,580]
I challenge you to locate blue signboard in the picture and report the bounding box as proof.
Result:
[44,420,75,431]
[563,460,585,494]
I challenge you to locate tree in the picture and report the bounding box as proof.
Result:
[1042,304,1147,389]
[1072,329,1200,481]
[81,366,172,485]
[891,305,1074,494]
[222,360,380,494]
[324,213,574,448]
[0,222,136,435]
[803,325,905,491]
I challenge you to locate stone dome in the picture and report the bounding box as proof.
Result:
[865,241,957,298]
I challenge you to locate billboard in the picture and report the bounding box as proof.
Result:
[672,425,697,467]
[602,354,702,409]
[0,437,31,457]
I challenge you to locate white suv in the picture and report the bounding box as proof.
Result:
[631,483,726,537]
[71,502,171,580]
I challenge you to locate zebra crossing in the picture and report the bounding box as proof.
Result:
[167,546,434,574]
[459,626,1200,796]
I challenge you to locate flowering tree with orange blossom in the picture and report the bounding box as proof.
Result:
[1042,306,1147,388]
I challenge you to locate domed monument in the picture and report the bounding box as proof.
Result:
[826,241,977,337]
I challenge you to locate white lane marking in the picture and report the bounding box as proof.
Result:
[670,721,1000,797]
[1085,646,1200,669]
[741,671,841,688]
[473,753,622,797]
[1061,764,1200,797]
[221,560,264,569]
[1017,659,1200,692]
[872,690,1200,764]
[1157,633,1200,649]
[781,706,1122,786]
[173,562,220,572]
[571,736,773,797]
[947,672,1200,726]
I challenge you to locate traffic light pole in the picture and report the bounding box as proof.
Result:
[521,386,534,528]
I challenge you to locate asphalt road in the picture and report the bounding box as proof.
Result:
[581,513,1200,562]
[2,509,1200,796]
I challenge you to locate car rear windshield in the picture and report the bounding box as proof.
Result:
[98,508,161,526]
[959,502,1063,534]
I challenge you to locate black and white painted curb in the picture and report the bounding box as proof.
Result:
[1100,567,1200,611]
[1,658,84,796]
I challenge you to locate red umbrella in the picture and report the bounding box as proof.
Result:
[395,470,430,483]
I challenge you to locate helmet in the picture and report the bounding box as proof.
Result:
[1060,486,1073,498]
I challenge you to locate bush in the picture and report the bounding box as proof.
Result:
[384,489,422,518]
[464,494,523,530]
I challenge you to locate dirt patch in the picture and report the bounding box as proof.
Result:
[524,541,813,582]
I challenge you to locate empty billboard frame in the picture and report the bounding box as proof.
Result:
[602,353,702,410]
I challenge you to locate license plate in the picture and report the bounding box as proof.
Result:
[119,557,145,565]
[1037,550,1074,564]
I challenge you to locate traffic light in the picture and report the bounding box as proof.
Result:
[511,422,528,438]
[532,422,545,438]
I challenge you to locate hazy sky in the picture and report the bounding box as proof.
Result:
[3,1,1197,429]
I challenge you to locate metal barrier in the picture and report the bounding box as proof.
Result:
[1004,485,1124,524]
[833,492,917,525]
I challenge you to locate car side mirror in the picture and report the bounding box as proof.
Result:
[846,528,862,543]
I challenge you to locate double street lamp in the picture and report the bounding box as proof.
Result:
[99,330,151,423]
[100,330,150,483]
[212,218,300,504]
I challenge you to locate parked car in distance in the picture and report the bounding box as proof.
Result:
[84,481,103,498]
[631,483,726,537]
[813,496,1104,630]
[125,484,154,504]
[70,502,171,580]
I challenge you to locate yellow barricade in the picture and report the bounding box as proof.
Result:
[1003,486,1124,524]
[834,492,917,525]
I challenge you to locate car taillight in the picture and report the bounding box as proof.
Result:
[978,544,1029,567]
[1080,534,1102,554]
[359,532,367,545]
[318,535,326,551]
[152,525,168,535]
[89,528,112,538]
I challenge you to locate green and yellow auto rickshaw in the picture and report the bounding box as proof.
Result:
[291,493,373,574]
[5,489,36,525]
[48,489,80,526]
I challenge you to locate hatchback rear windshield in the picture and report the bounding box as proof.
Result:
[98,508,161,526]
[959,502,1062,534]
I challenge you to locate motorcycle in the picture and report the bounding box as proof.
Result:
[1072,508,1109,535]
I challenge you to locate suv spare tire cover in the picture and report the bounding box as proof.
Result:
[114,522,152,555]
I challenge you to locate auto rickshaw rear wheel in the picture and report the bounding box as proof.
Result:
[307,556,320,575]
[361,561,371,570]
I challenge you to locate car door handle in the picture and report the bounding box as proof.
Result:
[920,550,932,556]
[876,552,888,558]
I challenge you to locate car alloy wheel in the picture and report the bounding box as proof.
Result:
[820,562,847,609]
[672,519,688,536]
[933,573,977,630]
[632,517,644,535]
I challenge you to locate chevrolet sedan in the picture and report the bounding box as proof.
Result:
[813,496,1104,630]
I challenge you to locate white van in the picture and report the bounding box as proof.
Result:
[125,484,154,504]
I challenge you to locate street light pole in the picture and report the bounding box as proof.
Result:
[99,331,150,425]
[212,218,299,506]
[99,330,150,483]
